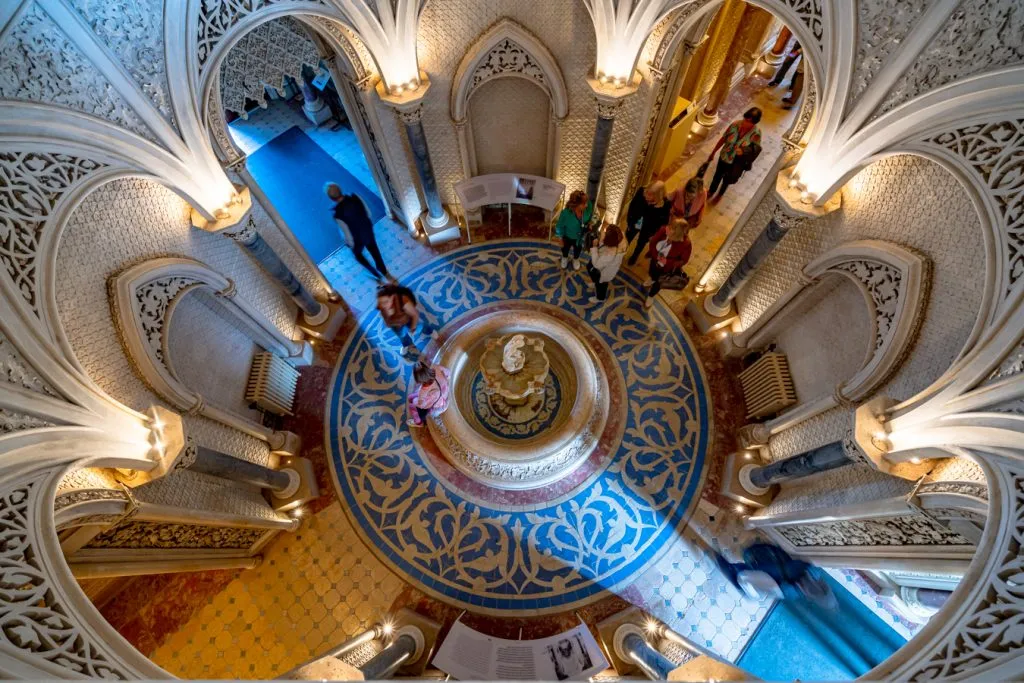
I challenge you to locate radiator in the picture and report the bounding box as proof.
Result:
[738,351,797,420]
[245,352,299,416]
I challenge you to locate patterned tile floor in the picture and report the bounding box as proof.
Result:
[130,76,798,678]
[228,97,381,197]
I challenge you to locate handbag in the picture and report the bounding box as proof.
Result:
[658,269,690,291]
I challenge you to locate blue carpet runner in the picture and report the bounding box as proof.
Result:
[736,573,906,681]
[245,126,386,264]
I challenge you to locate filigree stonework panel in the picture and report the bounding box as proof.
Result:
[134,276,198,364]
[778,513,973,547]
[876,0,1024,119]
[847,0,927,111]
[219,16,321,116]
[67,0,176,130]
[470,38,547,92]
[831,259,902,350]
[0,330,59,398]
[0,151,107,317]
[85,520,266,550]
[909,468,1024,679]
[348,81,402,211]
[0,480,130,678]
[781,0,824,50]
[927,119,1024,296]
[0,5,155,142]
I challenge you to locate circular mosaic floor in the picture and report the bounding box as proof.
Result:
[327,241,711,614]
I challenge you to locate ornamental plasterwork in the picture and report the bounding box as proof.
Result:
[219,16,321,117]
[306,16,373,82]
[469,38,548,94]
[919,481,990,502]
[134,275,198,364]
[197,0,321,74]
[847,0,927,112]
[0,409,54,435]
[784,69,816,146]
[0,5,155,143]
[0,478,131,678]
[84,519,267,550]
[831,259,902,351]
[346,79,402,210]
[910,468,1024,679]
[66,0,176,130]
[777,513,973,548]
[649,2,701,70]
[0,151,107,318]
[0,329,59,398]
[927,119,1024,297]
[780,0,824,52]
[874,0,1024,120]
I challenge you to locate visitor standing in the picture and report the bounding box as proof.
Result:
[407,360,451,427]
[326,182,391,282]
[706,107,763,205]
[376,283,436,359]
[644,218,692,309]
[588,224,627,304]
[625,181,672,266]
[782,57,804,108]
[667,170,708,229]
[554,190,593,270]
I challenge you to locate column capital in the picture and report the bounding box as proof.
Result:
[190,185,252,233]
[223,215,259,245]
[775,166,842,217]
[376,71,431,120]
[587,71,642,119]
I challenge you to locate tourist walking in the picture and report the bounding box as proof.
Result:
[588,224,627,304]
[326,182,391,282]
[376,283,436,359]
[768,41,802,88]
[407,360,451,427]
[782,57,804,108]
[667,170,707,229]
[625,181,672,266]
[706,107,763,204]
[643,218,692,309]
[554,190,593,271]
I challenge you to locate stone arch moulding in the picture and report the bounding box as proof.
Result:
[450,18,569,181]
[111,257,306,451]
[735,239,929,446]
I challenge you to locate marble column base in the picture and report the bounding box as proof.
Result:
[303,100,332,126]
[268,430,301,457]
[686,293,738,335]
[596,607,650,676]
[417,209,461,245]
[298,298,346,341]
[389,608,441,677]
[267,455,319,513]
[690,108,719,138]
[720,451,776,509]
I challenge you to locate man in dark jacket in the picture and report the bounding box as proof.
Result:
[325,182,391,282]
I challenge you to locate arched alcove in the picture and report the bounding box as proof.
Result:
[450,19,569,180]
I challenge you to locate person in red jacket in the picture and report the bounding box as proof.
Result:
[643,218,692,309]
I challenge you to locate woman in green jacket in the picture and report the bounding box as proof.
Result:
[554,190,593,271]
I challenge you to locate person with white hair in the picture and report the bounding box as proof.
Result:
[325,182,391,282]
[625,180,671,266]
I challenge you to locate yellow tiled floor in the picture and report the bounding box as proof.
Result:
[150,503,404,679]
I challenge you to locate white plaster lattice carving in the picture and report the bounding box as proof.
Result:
[926,119,1024,297]
[779,0,824,51]
[0,5,155,142]
[0,151,106,318]
[0,476,132,678]
[847,0,928,111]
[777,513,973,548]
[219,16,321,116]
[874,0,1024,120]
[198,0,292,72]
[989,339,1024,381]
[831,259,902,351]
[134,276,198,364]
[470,38,547,92]
[0,329,58,398]
[66,0,176,130]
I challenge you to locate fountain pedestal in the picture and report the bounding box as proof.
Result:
[479,333,550,419]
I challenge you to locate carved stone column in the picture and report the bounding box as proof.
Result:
[377,77,458,242]
[616,628,677,680]
[299,73,330,126]
[687,176,840,334]
[188,444,319,513]
[190,187,347,340]
[586,74,641,202]
[721,439,862,509]
[693,5,762,135]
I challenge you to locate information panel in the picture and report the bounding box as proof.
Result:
[433,620,608,681]
[455,173,566,212]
